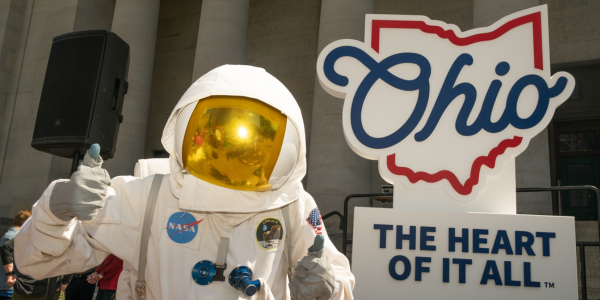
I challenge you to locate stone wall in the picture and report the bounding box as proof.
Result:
[0,0,32,217]
[376,0,473,30]
[246,0,321,161]
[543,0,600,65]
[0,217,12,239]
[144,0,202,157]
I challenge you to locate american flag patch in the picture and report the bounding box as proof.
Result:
[306,208,323,235]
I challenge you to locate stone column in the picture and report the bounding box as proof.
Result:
[307,0,374,237]
[473,0,550,215]
[102,0,160,176]
[192,0,250,80]
[474,0,539,28]
[0,0,29,179]
[0,0,32,217]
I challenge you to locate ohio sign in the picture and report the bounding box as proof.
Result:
[316,5,575,212]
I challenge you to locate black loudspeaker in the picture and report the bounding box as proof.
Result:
[32,30,129,159]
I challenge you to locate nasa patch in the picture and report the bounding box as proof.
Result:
[255,218,284,250]
[165,212,203,244]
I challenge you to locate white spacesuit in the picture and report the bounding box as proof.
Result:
[14,65,354,299]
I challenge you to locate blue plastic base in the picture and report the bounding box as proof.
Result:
[192,260,216,286]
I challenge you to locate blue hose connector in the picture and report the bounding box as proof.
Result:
[229,266,261,296]
[191,260,216,285]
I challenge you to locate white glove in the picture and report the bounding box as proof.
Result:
[290,235,336,300]
[49,144,110,221]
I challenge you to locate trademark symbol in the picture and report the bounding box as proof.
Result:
[544,282,555,288]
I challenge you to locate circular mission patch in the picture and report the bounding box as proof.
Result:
[255,217,284,250]
[166,212,201,244]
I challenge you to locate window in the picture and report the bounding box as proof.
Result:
[559,131,597,152]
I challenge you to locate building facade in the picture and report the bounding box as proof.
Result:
[0,0,598,295]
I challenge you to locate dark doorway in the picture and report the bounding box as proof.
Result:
[551,62,600,220]
[554,121,600,220]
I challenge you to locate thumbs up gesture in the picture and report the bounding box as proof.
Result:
[289,235,336,300]
[49,144,111,221]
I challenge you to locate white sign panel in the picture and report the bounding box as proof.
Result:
[353,207,578,300]
[316,5,575,213]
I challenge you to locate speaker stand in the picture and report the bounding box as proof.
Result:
[44,149,83,300]
[70,150,83,176]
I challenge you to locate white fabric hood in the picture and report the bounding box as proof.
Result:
[161,65,307,213]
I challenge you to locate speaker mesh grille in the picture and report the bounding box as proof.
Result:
[34,34,105,139]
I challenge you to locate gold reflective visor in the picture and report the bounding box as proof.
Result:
[182,96,287,191]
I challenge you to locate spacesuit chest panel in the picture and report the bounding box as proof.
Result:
[162,209,287,254]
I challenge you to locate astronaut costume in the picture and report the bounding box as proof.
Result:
[14,65,355,299]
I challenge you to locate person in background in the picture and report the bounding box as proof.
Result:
[55,276,69,300]
[63,268,95,300]
[1,237,64,300]
[86,255,122,300]
[0,211,31,300]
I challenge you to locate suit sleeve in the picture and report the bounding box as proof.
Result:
[14,175,150,280]
[289,194,355,300]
